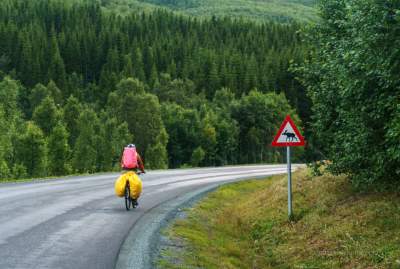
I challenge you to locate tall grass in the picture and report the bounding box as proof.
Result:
[158,169,400,268]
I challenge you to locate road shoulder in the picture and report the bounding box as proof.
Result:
[115,183,221,269]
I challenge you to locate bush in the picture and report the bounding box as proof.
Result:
[191,147,205,167]
[298,0,400,188]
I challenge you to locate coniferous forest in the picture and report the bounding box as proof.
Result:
[0,0,309,180]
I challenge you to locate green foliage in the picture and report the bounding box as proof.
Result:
[0,105,12,168]
[0,77,24,179]
[0,160,10,179]
[48,122,71,176]
[63,95,82,147]
[116,77,146,96]
[109,88,166,160]
[97,115,133,171]
[232,90,302,163]
[28,83,51,117]
[0,0,307,112]
[11,164,28,180]
[152,74,197,107]
[46,81,63,106]
[190,147,205,167]
[0,76,22,121]
[72,107,100,173]
[146,139,169,170]
[32,96,62,136]
[132,93,165,157]
[15,122,48,177]
[298,0,400,187]
[145,127,169,169]
[0,106,12,179]
[161,103,201,168]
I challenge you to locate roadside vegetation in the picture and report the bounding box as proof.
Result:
[297,0,400,188]
[158,168,400,268]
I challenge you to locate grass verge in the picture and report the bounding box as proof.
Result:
[157,169,400,269]
[0,171,120,184]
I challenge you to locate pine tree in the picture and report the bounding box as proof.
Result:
[47,80,63,106]
[28,83,51,117]
[206,61,220,99]
[149,63,159,88]
[122,54,134,78]
[167,60,177,79]
[133,48,146,82]
[48,34,67,90]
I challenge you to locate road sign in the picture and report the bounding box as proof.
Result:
[271,115,305,147]
[271,115,305,220]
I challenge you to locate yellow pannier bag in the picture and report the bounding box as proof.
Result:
[114,171,142,199]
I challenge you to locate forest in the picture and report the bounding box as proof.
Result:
[0,0,308,180]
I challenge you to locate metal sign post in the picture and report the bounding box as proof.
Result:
[271,115,305,220]
[287,146,292,219]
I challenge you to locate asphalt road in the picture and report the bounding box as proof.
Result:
[0,165,294,269]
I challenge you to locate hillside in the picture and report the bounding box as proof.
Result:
[0,0,308,180]
[102,0,317,23]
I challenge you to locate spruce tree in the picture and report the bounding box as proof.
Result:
[48,35,67,90]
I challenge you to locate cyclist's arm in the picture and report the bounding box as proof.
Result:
[120,150,124,168]
[137,153,145,173]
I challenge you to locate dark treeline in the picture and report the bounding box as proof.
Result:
[0,0,307,179]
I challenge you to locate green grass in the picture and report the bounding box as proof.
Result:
[102,0,318,23]
[0,170,119,184]
[158,169,400,269]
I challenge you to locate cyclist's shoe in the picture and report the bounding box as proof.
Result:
[132,199,139,208]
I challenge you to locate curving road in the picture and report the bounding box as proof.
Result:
[0,165,294,269]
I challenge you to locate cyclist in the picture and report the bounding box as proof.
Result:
[121,144,145,173]
[120,144,145,207]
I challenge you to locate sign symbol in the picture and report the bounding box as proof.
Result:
[283,130,298,142]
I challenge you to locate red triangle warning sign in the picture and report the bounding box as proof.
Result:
[271,115,305,147]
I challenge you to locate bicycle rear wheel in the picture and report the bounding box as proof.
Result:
[124,182,131,211]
